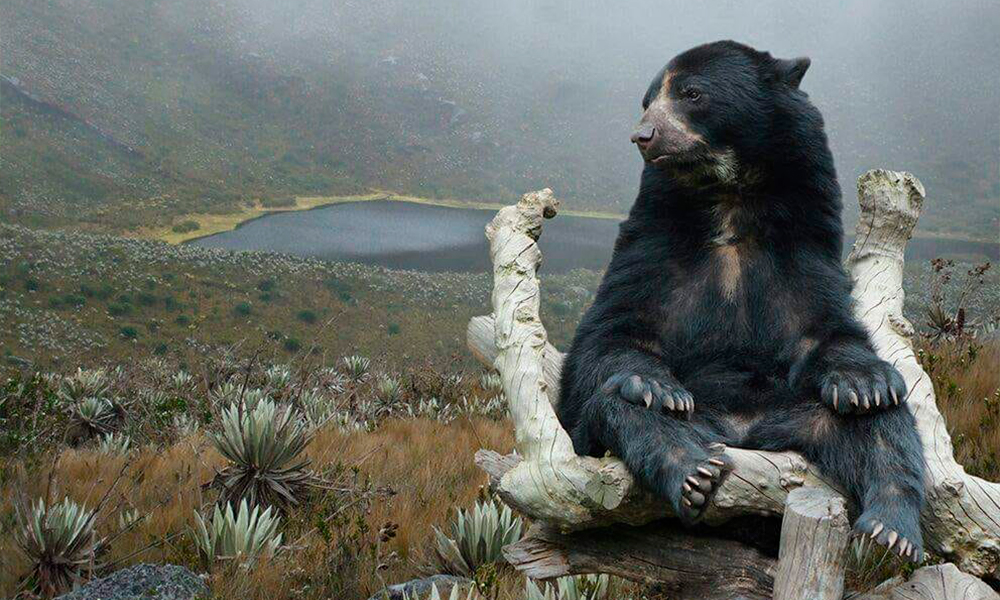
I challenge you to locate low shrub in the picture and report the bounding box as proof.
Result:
[13,497,103,598]
[525,575,611,600]
[137,292,157,306]
[432,495,524,577]
[261,196,297,208]
[171,220,201,234]
[108,303,131,317]
[192,499,282,565]
[209,399,314,508]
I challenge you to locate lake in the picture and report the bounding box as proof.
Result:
[190,200,998,273]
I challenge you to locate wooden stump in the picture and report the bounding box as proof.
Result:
[773,487,850,600]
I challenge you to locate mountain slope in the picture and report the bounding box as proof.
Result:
[1,0,997,240]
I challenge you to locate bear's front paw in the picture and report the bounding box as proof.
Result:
[677,443,733,524]
[603,372,693,416]
[819,360,908,415]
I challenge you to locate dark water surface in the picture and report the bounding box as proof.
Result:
[191,201,998,273]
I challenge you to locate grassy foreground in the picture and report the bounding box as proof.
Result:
[2,214,997,598]
[1,334,997,599]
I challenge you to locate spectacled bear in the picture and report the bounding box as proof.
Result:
[558,40,925,561]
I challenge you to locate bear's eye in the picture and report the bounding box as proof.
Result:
[682,87,702,102]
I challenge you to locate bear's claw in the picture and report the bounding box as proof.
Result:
[819,360,907,416]
[604,372,693,416]
[855,518,923,564]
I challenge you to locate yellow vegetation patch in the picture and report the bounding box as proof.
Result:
[132,193,386,244]
[918,340,1000,482]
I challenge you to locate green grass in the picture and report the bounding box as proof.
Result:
[0,224,597,371]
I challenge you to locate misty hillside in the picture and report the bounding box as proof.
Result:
[1,0,997,240]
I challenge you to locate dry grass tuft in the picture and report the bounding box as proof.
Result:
[0,419,513,599]
[918,338,1000,481]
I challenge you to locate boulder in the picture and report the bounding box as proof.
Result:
[56,564,208,600]
[366,574,472,600]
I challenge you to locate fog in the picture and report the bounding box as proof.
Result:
[221,0,999,227]
[5,0,999,237]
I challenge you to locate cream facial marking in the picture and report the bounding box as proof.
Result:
[645,71,702,148]
[660,70,672,95]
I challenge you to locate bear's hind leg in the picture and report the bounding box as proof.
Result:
[745,403,925,562]
[848,409,925,563]
[575,395,732,524]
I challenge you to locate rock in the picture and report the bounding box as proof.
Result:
[366,574,471,600]
[56,564,208,600]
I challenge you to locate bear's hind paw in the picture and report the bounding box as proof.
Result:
[855,517,923,564]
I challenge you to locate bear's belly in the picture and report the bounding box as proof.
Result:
[657,255,809,372]
[719,412,763,443]
[657,311,805,393]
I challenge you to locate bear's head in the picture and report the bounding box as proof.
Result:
[632,40,814,187]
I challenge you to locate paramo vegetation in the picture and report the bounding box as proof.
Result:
[1,230,997,598]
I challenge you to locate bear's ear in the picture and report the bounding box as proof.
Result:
[775,56,811,88]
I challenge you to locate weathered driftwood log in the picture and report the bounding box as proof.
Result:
[773,487,851,600]
[480,448,780,596]
[849,563,1000,600]
[467,315,563,407]
[505,522,776,600]
[468,173,1000,582]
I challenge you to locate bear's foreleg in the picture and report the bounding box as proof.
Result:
[573,392,732,524]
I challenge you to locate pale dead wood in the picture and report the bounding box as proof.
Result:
[849,563,999,600]
[773,487,851,600]
[845,171,1000,581]
[466,314,563,408]
[469,173,1000,582]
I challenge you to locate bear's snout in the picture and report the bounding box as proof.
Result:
[630,123,656,150]
[633,96,703,166]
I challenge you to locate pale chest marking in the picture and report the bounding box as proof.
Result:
[711,202,744,301]
[715,245,742,300]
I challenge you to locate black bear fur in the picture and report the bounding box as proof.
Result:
[557,40,926,562]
